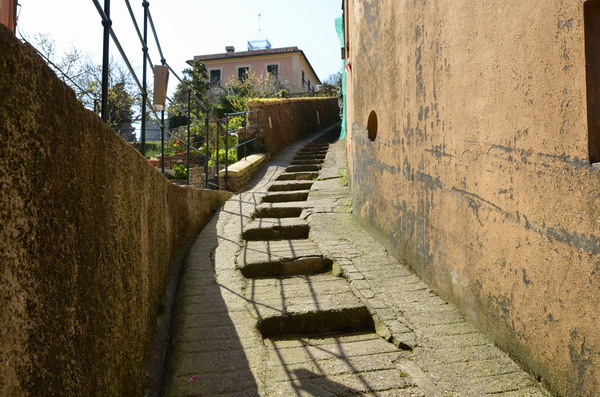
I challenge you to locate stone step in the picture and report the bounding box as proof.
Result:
[268,180,314,192]
[242,218,309,241]
[289,159,324,166]
[313,136,338,142]
[262,191,309,203]
[285,164,321,172]
[247,274,374,337]
[302,144,329,149]
[237,240,331,278]
[254,202,307,218]
[312,141,336,145]
[263,334,410,396]
[296,150,328,156]
[293,154,326,161]
[276,172,319,181]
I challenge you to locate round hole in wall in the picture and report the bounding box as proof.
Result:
[367,110,378,141]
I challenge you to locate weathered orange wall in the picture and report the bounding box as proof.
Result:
[344,1,599,396]
[248,97,340,155]
[0,0,15,31]
[0,25,230,396]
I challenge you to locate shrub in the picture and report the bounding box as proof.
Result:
[169,164,188,179]
[208,148,237,168]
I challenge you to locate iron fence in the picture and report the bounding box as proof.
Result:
[203,110,261,190]
[28,0,262,190]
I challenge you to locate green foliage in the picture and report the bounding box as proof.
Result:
[107,79,135,141]
[169,164,188,180]
[340,166,348,187]
[215,73,292,115]
[183,60,210,102]
[167,62,290,168]
[30,33,139,141]
[167,113,189,130]
[316,82,338,97]
[324,71,342,90]
[208,148,237,167]
[167,59,210,129]
[228,116,245,131]
[323,70,344,118]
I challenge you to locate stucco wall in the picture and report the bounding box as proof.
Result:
[0,0,15,31]
[201,51,321,93]
[248,97,340,155]
[0,25,230,396]
[205,54,295,87]
[344,1,599,396]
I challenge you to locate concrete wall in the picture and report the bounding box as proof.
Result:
[248,97,340,156]
[343,1,599,396]
[0,26,230,396]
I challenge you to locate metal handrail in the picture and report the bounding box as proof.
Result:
[224,110,259,117]
[87,1,262,189]
[147,8,165,64]
[218,110,262,190]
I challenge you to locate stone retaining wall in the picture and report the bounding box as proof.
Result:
[0,25,230,397]
[247,97,340,156]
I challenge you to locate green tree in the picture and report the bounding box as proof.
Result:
[167,59,210,129]
[166,60,291,165]
[319,71,342,97]
[215,72,291,115]
[30,33,140,141]
[107,79,135,141]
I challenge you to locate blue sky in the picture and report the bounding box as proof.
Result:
[17,0,343,93]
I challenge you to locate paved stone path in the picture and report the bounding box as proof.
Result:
[161,125,551,396]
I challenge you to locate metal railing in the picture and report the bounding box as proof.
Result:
[204,110,261,190]
[85,0,262,190]
[18,2,269,190]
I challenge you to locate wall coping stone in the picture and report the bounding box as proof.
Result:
[218,153,267,178]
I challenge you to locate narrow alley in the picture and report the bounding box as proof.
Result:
[160,125,550,396]
[4,1,600,395]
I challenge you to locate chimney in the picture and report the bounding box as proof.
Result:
[225,46,235,55]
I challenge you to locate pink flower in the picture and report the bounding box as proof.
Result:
[188,375,198,382]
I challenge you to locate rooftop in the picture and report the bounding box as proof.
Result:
[193,46,302,62]
[191,45,322,85]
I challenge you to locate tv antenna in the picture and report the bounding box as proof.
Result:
[248,12,271,50]
[258,13,262,33]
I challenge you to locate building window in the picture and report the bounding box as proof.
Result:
[585,1,600,163]
[307,79,311,92]
[210,69,221,86]
[238,67,250,82]
[267,64,279,79]
[302,70,305,86]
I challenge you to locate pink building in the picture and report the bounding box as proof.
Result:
[193,45,321,93]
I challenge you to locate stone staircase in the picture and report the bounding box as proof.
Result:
[238,130,377,338]
[234,130,427,394]
[161,126,551,396]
